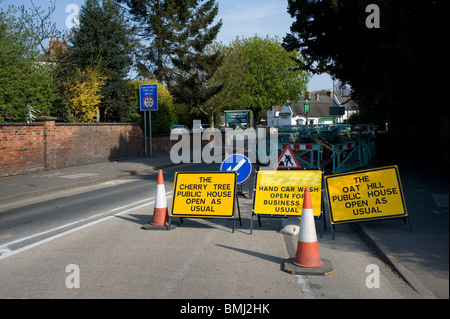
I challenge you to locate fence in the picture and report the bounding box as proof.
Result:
[331,138,376,174]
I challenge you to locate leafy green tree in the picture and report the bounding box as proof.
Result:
[208,36,311,123]
[0,6,57,122]
[283,0,446,124]
[64,0,136,122]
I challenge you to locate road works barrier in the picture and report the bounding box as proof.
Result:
[331,138,376,174]
[277,125,340,142]
[283,187,333,275]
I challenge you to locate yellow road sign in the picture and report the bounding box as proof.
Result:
[253,170,322,216]
[171,171,237,218]
[324,166,408,224]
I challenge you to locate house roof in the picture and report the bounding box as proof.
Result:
[290,93,357,118]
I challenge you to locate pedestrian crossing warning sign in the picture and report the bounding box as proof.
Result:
[274,145,301,169]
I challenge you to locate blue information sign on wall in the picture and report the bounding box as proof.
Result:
[220,154,252,184]
[140,84,158,111]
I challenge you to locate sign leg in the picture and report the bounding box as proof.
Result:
[232,216,235,233]
[149,111,152,157]
[405,216,412,232]
[236,194,242,226]
[144,111,148,157]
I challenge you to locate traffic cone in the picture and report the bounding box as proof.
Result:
[284,187,333,275]
[142,169,171,230]
[293,187,323,268]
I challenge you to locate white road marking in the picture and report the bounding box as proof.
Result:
[296,275,317,299]
[0,192,173,260]
[58,173,99,179]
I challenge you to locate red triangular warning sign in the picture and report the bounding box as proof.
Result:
[274,145,301,169]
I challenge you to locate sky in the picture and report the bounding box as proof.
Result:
[2,0,332,91]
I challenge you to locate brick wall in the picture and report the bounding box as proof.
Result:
[0,123,45,175]
[0,119,144,176]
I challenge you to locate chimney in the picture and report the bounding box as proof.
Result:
[305,92,311,100]
[327,89,334,98]
[315,92,320,101]
[49,36,67,59]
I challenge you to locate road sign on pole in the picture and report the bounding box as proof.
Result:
[140,84,158,157]
[304,100,310,113]
[140,84,158,111]
[220,154,252,184]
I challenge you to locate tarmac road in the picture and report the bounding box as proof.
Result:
[0,162,423,300]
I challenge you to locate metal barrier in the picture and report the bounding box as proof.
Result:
[279,143,323,169]
[277,125,340,142]
[255,123,377,172]
[331,138,376,174]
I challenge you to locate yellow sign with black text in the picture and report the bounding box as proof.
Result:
[171,171,237,218]
[253,170,322,216]
[324,166,408,224]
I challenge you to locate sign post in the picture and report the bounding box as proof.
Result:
[140,84,158,157]
[324,165,410,232]
[304,100,310,125]
[220,154,252,226]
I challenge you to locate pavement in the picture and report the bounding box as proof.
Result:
[0,135,448,299]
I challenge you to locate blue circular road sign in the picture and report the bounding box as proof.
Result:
[220,154,252,184]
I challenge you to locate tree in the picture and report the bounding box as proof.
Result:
[168,0,223,126]
[170,44,224,126]
[208,36,311,123]
[116,0,222,88]
[283,0,447,124]
[0,5,57,122]
[64,0,136,122]
[63,65,106,123]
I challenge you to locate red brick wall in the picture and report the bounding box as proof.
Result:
[0,124,45,175]
[0,120,144,176]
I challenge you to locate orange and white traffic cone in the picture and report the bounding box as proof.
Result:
[293,187,323,268]
[142,169,170,230]
[150,169,169,227]
[284,187,333,275]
